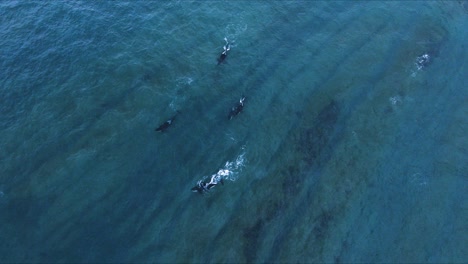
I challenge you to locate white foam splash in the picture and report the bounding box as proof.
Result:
[409,172,429,188]
[222,151,246,182]
[169,101,177,111]
[176,76,194,86]
[415,54,430,71]
[198,148,247,184]
[225,23,247,44]
[389,95,402,106]
[411,53,430,77]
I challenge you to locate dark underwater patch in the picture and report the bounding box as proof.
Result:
[312,209,333,241]
[242,218,264,263]
[297,100,340,166]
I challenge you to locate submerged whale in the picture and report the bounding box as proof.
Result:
[217,37,231,65]
[228,96,246,120]
[155,112,179,132]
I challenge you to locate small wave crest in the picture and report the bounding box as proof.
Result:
[224,22,248,47]
[176,76,194,86]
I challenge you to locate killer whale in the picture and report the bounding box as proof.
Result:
[228,96,246,120]
[155,111,179,132]
[217,37,231,65]
[191,174,224,194]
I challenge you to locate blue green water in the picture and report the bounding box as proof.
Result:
[0,1,467,263]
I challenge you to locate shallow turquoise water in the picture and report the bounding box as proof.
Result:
[0,1,467,263]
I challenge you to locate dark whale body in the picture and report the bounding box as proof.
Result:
[217,37,230,65]
[155,112,179,132]
[228,96,246,120]
[217,52,227,65]
[191,175,224,194]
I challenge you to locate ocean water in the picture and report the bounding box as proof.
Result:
[0,1,467,263]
